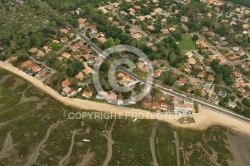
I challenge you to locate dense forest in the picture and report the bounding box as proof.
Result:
[0,0,58,59]
[226,0,250,7]
[42,0,110,12]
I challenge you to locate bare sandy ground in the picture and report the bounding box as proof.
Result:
[59,130,77,166]
[149,122,159,166]
[1,61,250,137]
[0,132,14,159]
[102,120,115,166]
[227,130,250,166]
[193,108,250,137]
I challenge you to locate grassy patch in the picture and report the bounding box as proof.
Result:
[178,34,196,51]
[0,101,37,123]
[24,86,47,99]
[0,94,22,111]
[110,119,153,165]
[155,123,177,166]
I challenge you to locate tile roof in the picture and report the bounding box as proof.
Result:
[62,79,71,87]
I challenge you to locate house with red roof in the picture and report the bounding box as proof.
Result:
[189,77,198,85]
[61,37,68,43]
[35,68,47,78]
[21,60,34,68]
[78,18,86,27]
[60,28,69,34]
[62,79,71,88]
[75,72,84,80]
[69,45,77,52]
[98,37,106,43]
[207,74,215,82]
[61,52,71,59]
[243,91,250,98]
[178,77,188,86]
[233,71,242,78]
[131,33,142,40]
[62,87,77,97]
[118,72,125,78]
[31,65,41,73]
[188,57,196,65]
[83,54,92,60]
[83,67,93,74]
[82,90,93,99]
[153,70,161,77]
[198,72,206,78]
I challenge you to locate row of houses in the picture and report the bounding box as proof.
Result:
[142,100,168,112]
[21,60,49,78]
[61,78,95,99]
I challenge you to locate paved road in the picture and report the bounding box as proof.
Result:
[56,18,250,125]
[64,22,103,54]
[120,67,250,124]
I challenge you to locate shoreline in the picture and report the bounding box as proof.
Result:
[1,61,250,136]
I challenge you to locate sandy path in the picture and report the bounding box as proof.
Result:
[19,90,39,103]
[0,92,39,114]
[102,120,116,166]
[0,107,37,128]
[23,120,64,166]
[12,78,24,89]
[0,74,11,84]
[150,121,159,166]
[78,147,93,166]
[1,61,250,136]
[174,131,180,166]
[0,132,15,159]
[0,100,47,128]
[227,131,250,166]
[59,130,77,166]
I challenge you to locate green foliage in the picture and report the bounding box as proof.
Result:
[47,71,67,91]
[194,103,199,113]
[0,0,58,57]
[210,60,234,85]
[66,60,84,77]
[172,32,182,41]
[100,62,109,72]
[243,108,250,118]
[49,42,61,51]
[160,70,178,86]
[194,89,201,96]
[192,34,199,42]
[242,98,250,107]
[44,0,107,12]
[225,0,250,7]
[0,53,7,61]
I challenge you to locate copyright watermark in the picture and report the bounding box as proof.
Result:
[93,45,153,106]
[68,112,182,120]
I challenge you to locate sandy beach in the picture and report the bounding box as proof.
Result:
[1,61,250,136]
